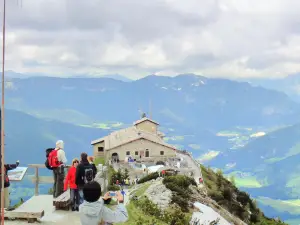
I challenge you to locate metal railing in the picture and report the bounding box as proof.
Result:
[183,152,208,196]
[28,164,71,196]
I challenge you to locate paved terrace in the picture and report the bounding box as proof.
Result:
[5,163,130,224]
[6,189,130,224]
[6,195,81,225]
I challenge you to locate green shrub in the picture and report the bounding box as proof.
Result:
[222,187,233,201]
[164,182,189,196]
[133,196,161,217]
[171,194,190,212]
[209,190,224,202]
[163,205,190,225]
[94,157,105,166]
[133,196,190,225]
[110,167,127,185]
[163,175,197,188]
[201,165,287,225]
[237,191,251,206]
[137,172,159,184]
[134,216,158,225]
[163,175,196,212]
[250,213,259,223]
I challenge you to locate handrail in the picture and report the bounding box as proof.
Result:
[28,164,71,196]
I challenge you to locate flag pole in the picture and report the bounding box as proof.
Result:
[1,0,6,223]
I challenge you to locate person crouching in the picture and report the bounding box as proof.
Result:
[64,158,79,211]
[79,181,128,225]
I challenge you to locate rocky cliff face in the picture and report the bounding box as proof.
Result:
[141,177,246,225]
[144,178,172,210]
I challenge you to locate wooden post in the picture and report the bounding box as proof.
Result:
[34,167,39,196]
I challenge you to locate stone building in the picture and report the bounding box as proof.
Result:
[91,117,177,162]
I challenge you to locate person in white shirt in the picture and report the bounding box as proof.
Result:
[51,140,67,198]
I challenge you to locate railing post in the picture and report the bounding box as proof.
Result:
[35,167,39,196]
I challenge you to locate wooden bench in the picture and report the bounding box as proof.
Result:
[53,191,71,210]
[1,209,44,223]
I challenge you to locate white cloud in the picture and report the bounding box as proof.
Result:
[1,0,300,79]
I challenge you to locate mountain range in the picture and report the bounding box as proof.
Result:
[2,72,300,224]
[240,73,300,102]
[2,109,106,164]
[209,123,300,223]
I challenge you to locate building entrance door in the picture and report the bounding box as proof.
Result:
[140,151,144,158]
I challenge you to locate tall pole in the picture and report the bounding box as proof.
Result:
[1,0,6,223]
[149,99,152,119]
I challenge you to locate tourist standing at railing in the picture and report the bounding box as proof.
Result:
[0,160,19,209]
[48,140,67,198]
[88,156,97,175]
[64,158,79,211]
[76,152,97,204]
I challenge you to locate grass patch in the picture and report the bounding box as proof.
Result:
[116,182,167,225]
[135,183,151,197]
[94,157,106,166]
[115,202,168,225]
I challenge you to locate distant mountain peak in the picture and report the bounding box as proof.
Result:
[100,74,132,82]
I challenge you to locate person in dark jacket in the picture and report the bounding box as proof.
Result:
[75,153,97,204]
[0,160,19,208]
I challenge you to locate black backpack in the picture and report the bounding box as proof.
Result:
[45,148,55,170]
[83,165,94,184]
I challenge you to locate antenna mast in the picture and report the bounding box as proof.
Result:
[1,0,6,223]
[149,99,152,119]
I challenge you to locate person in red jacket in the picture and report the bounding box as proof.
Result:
[64,158,79,211]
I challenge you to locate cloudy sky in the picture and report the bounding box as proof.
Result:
[2,0,300,79]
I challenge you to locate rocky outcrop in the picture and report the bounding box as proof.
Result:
[189,186,247,225]
[144,179,172,210]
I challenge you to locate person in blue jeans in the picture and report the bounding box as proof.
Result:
[121,189,125,199]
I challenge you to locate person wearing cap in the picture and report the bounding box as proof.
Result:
[50,140,67,198]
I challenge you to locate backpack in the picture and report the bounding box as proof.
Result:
[45,148,54,170]
[83,166,94,184]
[48,149,61,168]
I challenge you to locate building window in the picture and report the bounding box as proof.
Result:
[135,151,139,156]
[145,150,149,157]
[98,147,104,152]
[126,151,130,156]
[160,151,164,156]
